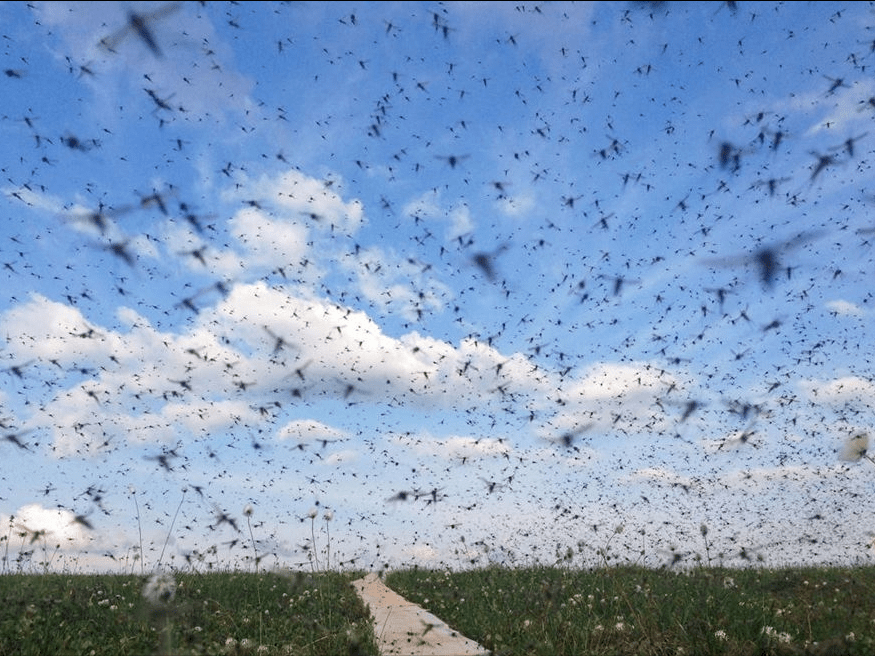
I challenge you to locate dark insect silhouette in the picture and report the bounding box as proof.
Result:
[435,154,470,169]
[470,244,509,282]
[99,2,183,58]
[544,423,595,449]
[3,429,32,451]
[705,231,823,289]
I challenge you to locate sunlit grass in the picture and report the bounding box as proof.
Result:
[0,569,379,656]
[386,563,875,656]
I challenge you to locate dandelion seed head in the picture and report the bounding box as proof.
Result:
[840,432,869,462]
[142,572,176,605]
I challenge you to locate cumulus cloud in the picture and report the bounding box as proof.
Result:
[4,504,96,552]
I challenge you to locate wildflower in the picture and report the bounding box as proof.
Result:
[142,572,176,605]
[307,507,318,519]
[243,503,253,517]
[762,626,792,644]
[714,630,728,641]
[323,509,333,521]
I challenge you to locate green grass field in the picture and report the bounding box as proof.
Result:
[0,569,378,656]
[386,563,875,656]
[1,563,874,655]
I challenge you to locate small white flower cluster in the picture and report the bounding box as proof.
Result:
[761,625,793,644]
[224,637,266,654]
[96,597,120,611]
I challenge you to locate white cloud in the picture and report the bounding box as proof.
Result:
[277,419,347,443]
[228,207,311,272]
[389,432,513,461]
[826,299,864,316]
[799,376,875,408]
[227,168,365,235]
[4,503,95,551]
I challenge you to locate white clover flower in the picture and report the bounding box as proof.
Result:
[142,572,176,605]
[323,509,333,521]
[243,503,254,517]
[307,507,318,519]
[714,629,728,641]
[761,626,792,644]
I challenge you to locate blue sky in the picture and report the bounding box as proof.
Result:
[1,0,874,574]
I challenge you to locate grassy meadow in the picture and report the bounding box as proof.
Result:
[0,568,378,656]
[2,560,874,655]
[386,562,875,656]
